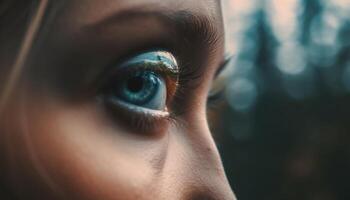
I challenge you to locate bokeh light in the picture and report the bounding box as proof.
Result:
[218,0,350,199]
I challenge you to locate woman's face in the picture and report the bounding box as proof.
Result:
[0,0,235,199]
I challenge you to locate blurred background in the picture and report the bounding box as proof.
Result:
[215,0,350,199]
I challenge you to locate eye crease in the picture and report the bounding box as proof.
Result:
[101,51,179,118]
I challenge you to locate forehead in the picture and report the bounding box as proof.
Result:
[60,0,222,26]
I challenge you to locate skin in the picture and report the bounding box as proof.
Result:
[0,0,236,199]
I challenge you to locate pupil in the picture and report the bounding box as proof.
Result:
[127,76,144,93]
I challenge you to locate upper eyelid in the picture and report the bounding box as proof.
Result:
[94,50,174,80]
[97,51,180,91]
[119,51,179,73]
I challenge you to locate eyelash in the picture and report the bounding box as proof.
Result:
[166,57,204,116]
[207,90,226,108]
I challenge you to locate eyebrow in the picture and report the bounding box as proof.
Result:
[83,7,223,60]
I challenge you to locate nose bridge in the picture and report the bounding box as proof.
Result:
[187,117,224,175]
[185,121,236,200]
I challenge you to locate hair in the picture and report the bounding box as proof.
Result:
[0,1,53,199]
[0,0,50,112]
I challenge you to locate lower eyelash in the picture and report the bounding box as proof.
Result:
[207,89,226,109]
[98,96,173,134]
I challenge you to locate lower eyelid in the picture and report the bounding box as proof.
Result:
[109,99,170,118]
[98,96,172,134]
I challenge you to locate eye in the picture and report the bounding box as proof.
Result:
[208,55,234,106]
[113,71,166,110]
[100,51,179,118]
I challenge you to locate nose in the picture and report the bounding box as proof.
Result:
[182,120,237,200]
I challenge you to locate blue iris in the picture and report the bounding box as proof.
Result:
[108,51,178,111]
[117,71,166,110]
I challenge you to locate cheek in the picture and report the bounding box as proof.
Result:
[1,98,167,200]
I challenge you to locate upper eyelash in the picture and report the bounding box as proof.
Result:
[174,58,203,92]
[98,54,179,90]
[167,66,203,117]
[214,55,234,78]
[207,55,234,97]
[171,55,234,115]
[118,61,179,79]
